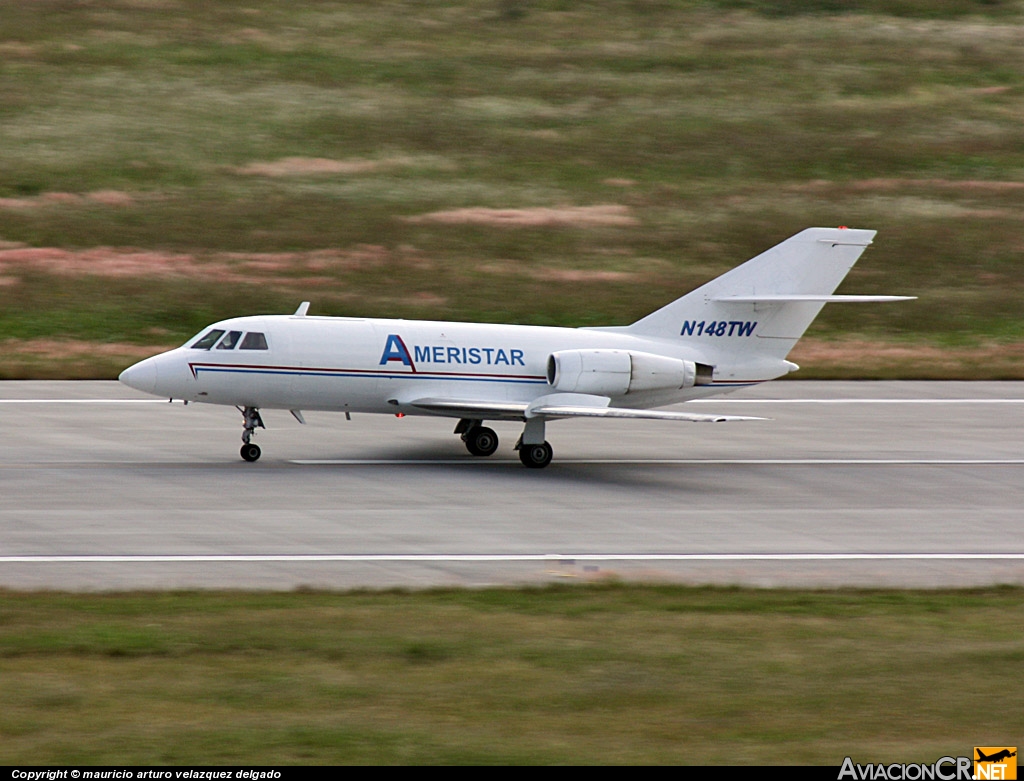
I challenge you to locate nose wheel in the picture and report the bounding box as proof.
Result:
[237,406,265,462]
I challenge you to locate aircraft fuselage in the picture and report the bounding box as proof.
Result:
[125,315,756,415]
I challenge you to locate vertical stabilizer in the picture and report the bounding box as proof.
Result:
[627,228,877,361]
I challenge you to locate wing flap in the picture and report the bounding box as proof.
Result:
[404,397,529,420]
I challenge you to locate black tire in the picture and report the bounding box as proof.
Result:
[240,443,262,462]
[518,441,553,469]
[465,426,499,457]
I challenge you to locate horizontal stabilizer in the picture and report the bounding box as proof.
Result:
[713,294,916,303]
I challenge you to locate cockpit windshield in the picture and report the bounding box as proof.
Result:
[188,328,269,350]
[190,329,225,350]
[216,331,243,350]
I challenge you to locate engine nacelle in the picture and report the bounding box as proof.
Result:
[546,349,699,396]
[628,350,698,392]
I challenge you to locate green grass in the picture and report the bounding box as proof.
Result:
[2,1,1024,376]
[0,585,1021,764]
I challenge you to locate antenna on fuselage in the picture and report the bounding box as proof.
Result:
[293,301,310,317]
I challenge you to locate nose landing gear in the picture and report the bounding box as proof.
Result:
[238,406,265,462]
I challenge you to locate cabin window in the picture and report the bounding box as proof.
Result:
[239,332,269,350]
[216,331,243,350]
[190,329,225,350]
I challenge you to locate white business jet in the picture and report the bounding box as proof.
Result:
[119,227,911,468]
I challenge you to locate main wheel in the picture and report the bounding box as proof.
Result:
[465,426,499,457]
[518,441,553,469]
[240,443,262,462]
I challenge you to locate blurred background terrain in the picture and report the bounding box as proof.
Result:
[2,0,1023,378]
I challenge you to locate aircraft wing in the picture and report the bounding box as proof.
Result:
[405,393,764,423]
[526,403,763,423]
[527,393,763,422]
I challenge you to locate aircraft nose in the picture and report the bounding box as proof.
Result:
[119,356,159,395]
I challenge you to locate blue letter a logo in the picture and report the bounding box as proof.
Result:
[379,334,414,369]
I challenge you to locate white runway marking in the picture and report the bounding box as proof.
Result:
[689,398,1024,404]
[3,553,1023,563]
[292,458,1024,466]
[0,399,166,403]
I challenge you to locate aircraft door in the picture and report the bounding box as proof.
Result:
[242,318,292,407]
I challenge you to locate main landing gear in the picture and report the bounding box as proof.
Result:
[514,416,553,469]
[238,406,265,462]
[517,441,553,469]
[456,420,500,457]
[455,418,554,468]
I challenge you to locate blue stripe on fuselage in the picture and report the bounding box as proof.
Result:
[190,364,548,385]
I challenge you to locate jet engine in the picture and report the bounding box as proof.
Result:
[546,349,704,396]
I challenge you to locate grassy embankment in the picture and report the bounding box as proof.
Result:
[1,585,1021,764]
[1,1,1024,378]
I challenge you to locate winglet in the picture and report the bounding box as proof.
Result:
[293,302,310,317]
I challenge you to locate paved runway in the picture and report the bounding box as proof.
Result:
[2,380,1023,590]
